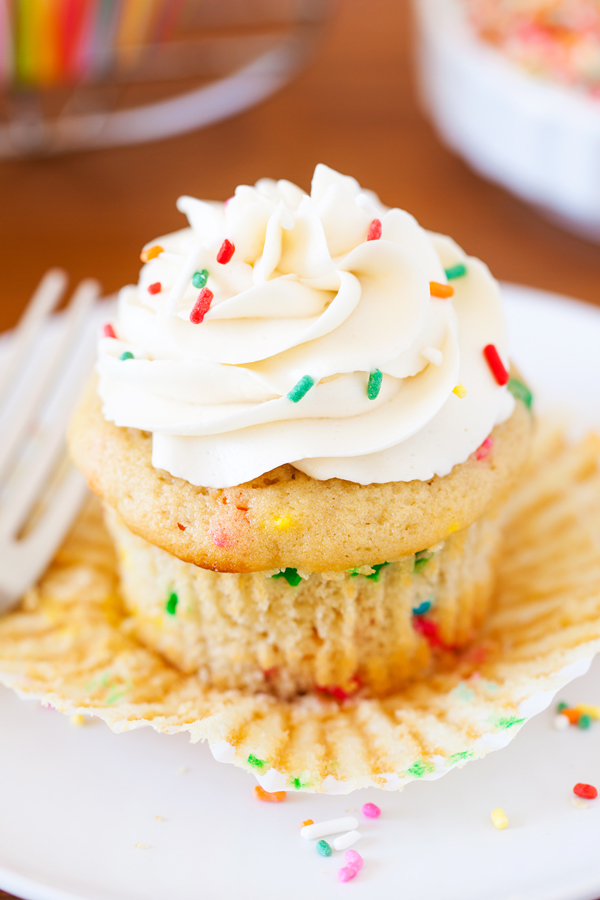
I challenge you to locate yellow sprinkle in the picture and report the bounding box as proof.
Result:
[491,807,508,829]
[271,515,295,531]
[69,714,86,727]
[135,843,150,849]
[453,383,467,398]
[575,704,600,720]
[448,520,460,534]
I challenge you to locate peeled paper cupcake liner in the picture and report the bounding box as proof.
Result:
[1,425,600,794]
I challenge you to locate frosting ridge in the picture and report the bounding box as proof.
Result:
[97,164,514,488]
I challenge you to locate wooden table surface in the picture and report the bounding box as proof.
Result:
[1,0,600,333]
[1,0,599,898]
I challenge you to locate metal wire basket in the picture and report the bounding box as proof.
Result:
[0,0,334,156]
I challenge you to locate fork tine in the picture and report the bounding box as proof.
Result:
[0,269,67,404]
[0,465,88,613]
[0,289,99,539]
[0,277,99,486]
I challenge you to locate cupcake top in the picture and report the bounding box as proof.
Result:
[465,0,600,96]
[97,165,514,490]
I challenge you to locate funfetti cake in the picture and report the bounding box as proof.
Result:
[68,164,532,701]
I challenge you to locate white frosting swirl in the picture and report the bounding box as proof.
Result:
[97,165,514,488]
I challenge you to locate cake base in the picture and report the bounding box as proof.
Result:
[105,506,501,699]
[1,426,599,793]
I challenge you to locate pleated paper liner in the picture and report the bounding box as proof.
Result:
[1,423,600,794]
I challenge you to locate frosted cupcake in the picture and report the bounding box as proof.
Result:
[69,164,532,700]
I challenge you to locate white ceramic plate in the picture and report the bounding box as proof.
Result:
[1,284,600,900]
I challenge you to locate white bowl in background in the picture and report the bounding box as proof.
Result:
[414,0,600,241]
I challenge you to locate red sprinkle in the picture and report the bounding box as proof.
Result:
[413,616,443,647]
[148,282,161,295]
[190,288,214,324]
[316,685,350,702]
[483,344,509,386]
[177,523,186,531]
[474,436,494,460]
[217,239,235,264]
[574,783,597,799]
[103,323,116,339]
[367,219,382,241]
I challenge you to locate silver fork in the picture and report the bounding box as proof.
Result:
[0,270,101,613]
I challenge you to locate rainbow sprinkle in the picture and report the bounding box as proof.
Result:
[413,551,431,573]
[165,592,178,615]
[507,376,533,409]
[287,375,315,403]
[254,786,286,803]
[483,344,509,386]
[444,263,467,280]
[367,369,383,400]
[271,568,302,587]
[491,808,509,829]
[430,282,454,299]
[120,351,134,361]
[192,269,209,289]
[412,599,432,615]
[453,383,467,398]
[190,288,213,324]
[217,239,235,264]
[367,219,382,241]
[348,562,389,581]
[140,245,163,263]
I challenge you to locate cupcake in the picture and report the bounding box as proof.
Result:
[69,164,531,701]
[415,0,600,240]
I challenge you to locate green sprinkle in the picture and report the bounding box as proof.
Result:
[495,715,526,730]
[120,351,134,361]
[446,750,473,765]
[247,754,267,769]
[412,599,432,615]
[407,759,435,778]
[367,369,383,400]
[508,376,533,410]
[348,562,389,580]
[287,375,315,402]
[365,561,389,582]
[316,840,332,857]
[165,592,178,616]
[557,701,569,713]
[579,714,592,730]
[192,269,209,289]
[413,551,431,573]
[444,263,467,280]
[271,567,302,587]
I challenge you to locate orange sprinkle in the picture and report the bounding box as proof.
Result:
[140,244,163,263]
[562,708,581,725]
[302,819,314,827]
[254,785,286,803]
[430,282,454,299]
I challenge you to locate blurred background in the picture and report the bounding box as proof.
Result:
[1,0,600,334]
